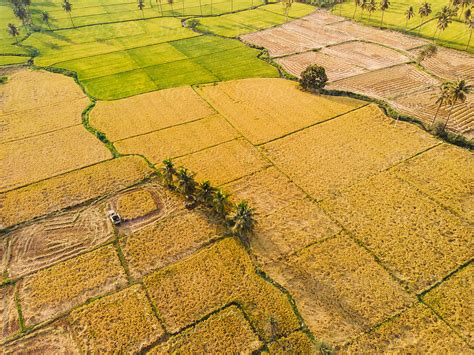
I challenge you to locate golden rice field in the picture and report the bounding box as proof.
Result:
[0,1,473,350]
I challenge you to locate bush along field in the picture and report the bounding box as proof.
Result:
[333,0,474,53]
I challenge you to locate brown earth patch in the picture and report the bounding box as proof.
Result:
[0,285,20,342]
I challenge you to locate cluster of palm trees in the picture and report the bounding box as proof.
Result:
[349,0,473,49]
[432,78,472,132]
[159,159,256,243]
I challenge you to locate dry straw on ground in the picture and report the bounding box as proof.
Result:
[116,189,158,221]
[0,285,19,341]
[149,306,261,353]
[0,156,154,229]
[267,330,317,354]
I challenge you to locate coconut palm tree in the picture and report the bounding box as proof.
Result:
[196,180,215,206]
[41,11,51,30]
[405,6,415,30]
[353,0,362,18]
[138,0,145,17]
[434,9,452,41]
[156,0,164,15]
[7,23,20,43]
[176,167,196,197]
[62,0,74,27]
[367,0,377,21]
[230,201,255,244]
[160,158,176,187]
[13,5,29,29]
[359,0,368,19]
[432,81,452,125]
[167,0,174,15]
[379,0,389,27]
[443,79,472,130]
[466,15,473,50]
[283,0,294,22]
[418,2,432,33]
[212,189,230,218]
[459,0,471,19]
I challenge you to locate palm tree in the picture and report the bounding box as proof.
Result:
[212,189,230,219]
[443,79,472,130]
[459,0,471,19]
[138,0,145,17]
[167,0,174,15]
[230,201,255,244]
[41,11,51,30]
[176,167,196,197]
[283,0,294,22]
[198,0,203,15]
[432,81,452,125]
[7,23,20,43]
[197,180,215,206]
[13,5,29,29]
[434,9,452,41]
[160,158,176,187]
[156,0,164,15]
[418,2,432,33]
[466,15,473,50]
[367,0,377,22]
[353,0,362,18]
[62,0,74,27]
[379,0,389,28]
[182,0,185,16]
[359,0,368,19]
[405,6,415,30]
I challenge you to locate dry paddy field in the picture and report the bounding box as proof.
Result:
[242,10,474,137]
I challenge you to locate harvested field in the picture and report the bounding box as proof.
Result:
[0,238,6,280]
[391,87,474,137]
[268,331,317,354]
[115,189,158,221]
[225,167,306,216]
[1,323,79,353]
[0,156,154,229]
[265,234,413,346]
[321,41,410,70]
[68,285,163,353]
[176,138,270,185]
[149,306,261,353]
[115,114,239,162]
[121,208,223,279]
[5,204,114,279]
[18,245,127,326]
[413,46,474,81]
[0,69,89,143]
[263,105,438,200]
[196,78,363,144]
[275,51,367,80]
[393,144,474,222]
[328,64,439,100]
[321,172,474,293]
[344,304,470,352]
[90,86,215,142]
[251,197,341,264]
[0,285,19,341]
[144,237,301,340]
[423,264,473,346]
[0,125,111,192]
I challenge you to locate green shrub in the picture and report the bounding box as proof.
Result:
[0,76,7,84]
[187,19,200,29]
[299,65,328,91]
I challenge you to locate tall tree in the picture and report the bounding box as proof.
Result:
[443,79,472,130]
[367,0,377,21]
[167,0,174,15]
[434,8,452,41]
[405,6,415,30]
[432,81,452,125]
[62,0,74,27]
[13,5,29,29]
[138,0,145,17]
[379,0,389,28]
[418,2,432,33]
[41,11,51,30]
[212,189,230,219]
[156,0,164,15]
[282,0,294,22]
[359,0,368,19]
[176,167,196,197]
[466,13,473,50]
[459,0,471,18]
[160,158,176,187]
[230,201,255,245]
[7,23,20,43]
[353,0,362,18]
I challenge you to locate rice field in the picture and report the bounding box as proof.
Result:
[0,0,473,350]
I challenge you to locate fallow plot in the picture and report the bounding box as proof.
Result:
[0,156,154,229]
[90,86,215,142]
[262,105,438,201]
[344,304,469,352]
[265,234,413,346]
[413,46,474,81]
[275,51,367,80]
[321,172,473,293]
[0,285,19,342]
[196,78,363,145]
[328,64,439,100]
